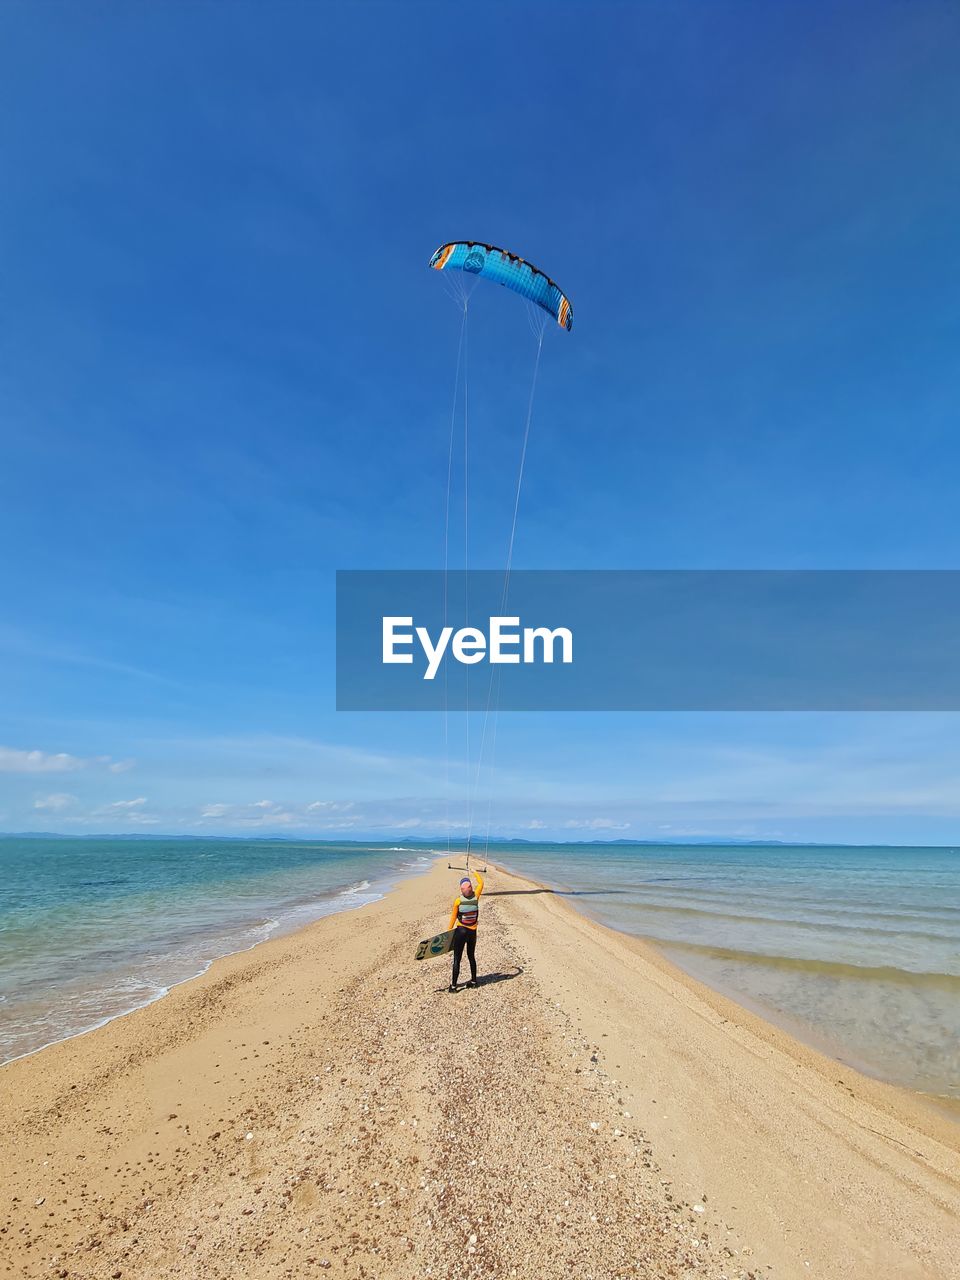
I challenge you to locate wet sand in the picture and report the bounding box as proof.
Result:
[1,859,958,1279]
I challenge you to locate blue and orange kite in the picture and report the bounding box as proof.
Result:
[429,241,573,332]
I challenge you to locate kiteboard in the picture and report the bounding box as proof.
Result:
[414,928,455,961]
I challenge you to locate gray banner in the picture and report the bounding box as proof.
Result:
[336,570,960,711]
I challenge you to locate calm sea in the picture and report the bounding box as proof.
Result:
[491,842,960,1100]
[0,837,429,1064]
[3,838,958,1100]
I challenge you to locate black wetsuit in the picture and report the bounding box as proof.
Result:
[451,926,477,986]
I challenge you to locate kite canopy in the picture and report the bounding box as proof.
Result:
[429,241,573,332]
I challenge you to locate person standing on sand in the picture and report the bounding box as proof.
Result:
[447,869,484,993]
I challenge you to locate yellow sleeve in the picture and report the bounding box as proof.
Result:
[448,897,461,931]
[474,872,485,899]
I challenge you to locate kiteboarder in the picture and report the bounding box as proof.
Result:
[447,869,484,992]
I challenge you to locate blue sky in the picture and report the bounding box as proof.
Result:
[2,1,960,842]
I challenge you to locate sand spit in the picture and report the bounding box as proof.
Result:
[1,860,957,1279]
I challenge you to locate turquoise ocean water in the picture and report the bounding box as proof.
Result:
[0,838,429,1064]
[492,842,960,1100]
[1,838,957,1101]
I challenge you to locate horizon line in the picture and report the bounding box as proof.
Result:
[1,831,957,850]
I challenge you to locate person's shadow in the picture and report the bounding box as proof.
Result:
[436,965,523,993]
[477,966,523,987]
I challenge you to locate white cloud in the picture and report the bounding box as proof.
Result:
[0,747,86,774]
[51,797,160,829]
[33,792,78,812]
[307,800,354,812]
[0,745,134,775]
[523,819,547,830]
[198,800,307,829]
[562,818,631,831]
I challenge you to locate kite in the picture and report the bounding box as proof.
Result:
[429,241,573,331]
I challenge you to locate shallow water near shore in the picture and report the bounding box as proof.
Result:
[0,837,429,1064]
[493,841,960,1099]
[3,836,958,1100]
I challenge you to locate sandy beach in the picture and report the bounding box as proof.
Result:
[1,859,958,1280]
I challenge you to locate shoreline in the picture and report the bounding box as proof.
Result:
[4,849,956,1127]
[5,850,957,1129]
[496,844,960,1105]
[0,854,432,1071]
[491,860,957,1121]
[2,858,958,1278]
[492,858,960,1135]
